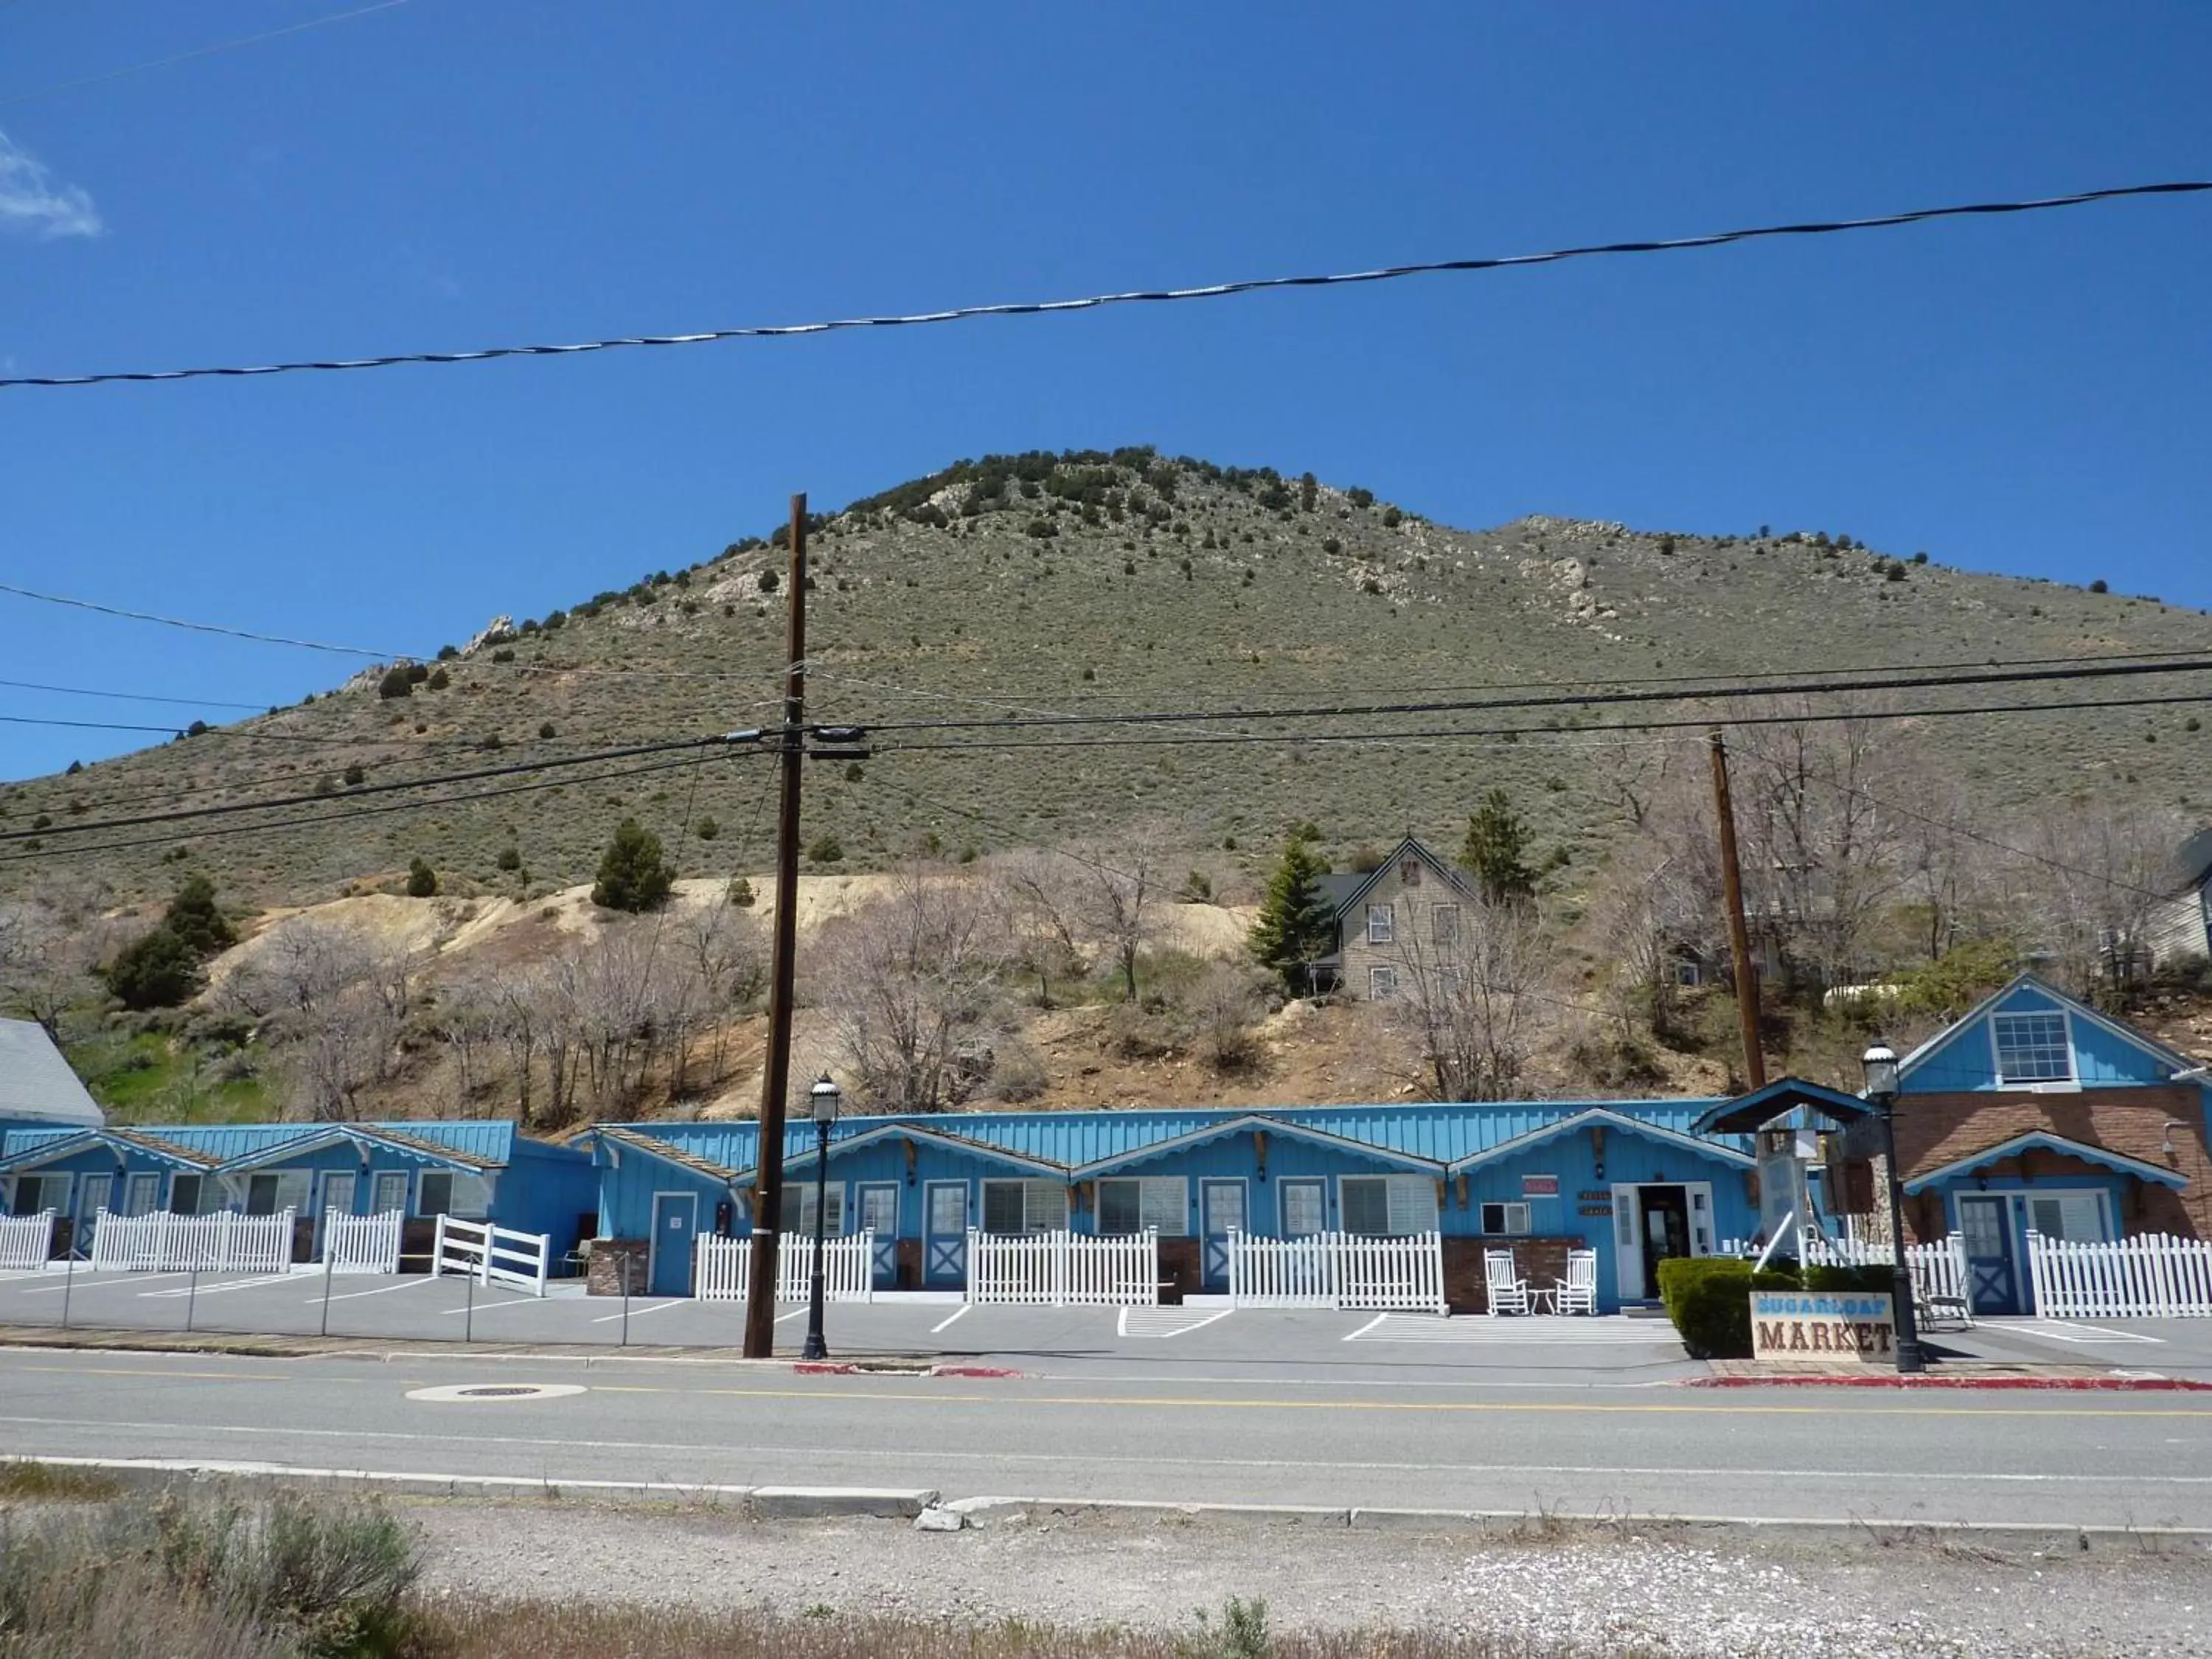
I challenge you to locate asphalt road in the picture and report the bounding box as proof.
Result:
[1,1346,2207,1529]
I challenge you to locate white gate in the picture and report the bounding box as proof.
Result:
[433,1214,549,1296]
[965,1229,1158,1306]
[693,1231,875,1302]
[2028,1231,2212,1318]
[1225,1229,1445,1313]
[321,1208,403,1274]
[88,1208,295,1273]
[0,1211,55,1271]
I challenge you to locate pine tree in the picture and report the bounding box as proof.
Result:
[406,858,439,898]
[591,818,675,912]
[162,874,236,958]
[1248,830,1335,995]
[102,926,201,1010]
[1459,788,1537,905]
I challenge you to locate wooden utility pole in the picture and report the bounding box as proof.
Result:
[742,494,808,1358]
[1707,728,1768,1091]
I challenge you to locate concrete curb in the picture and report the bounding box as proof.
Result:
[1686,1373,2212,1391]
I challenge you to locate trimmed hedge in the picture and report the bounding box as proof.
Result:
[1656,1258,1802,1359]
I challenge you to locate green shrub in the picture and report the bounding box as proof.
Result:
[592,818,675,912]
[726,877,756,908]
[695,815,720,841]
[405,858,437,899]
[2090,578,2109,593]
[538,722,557,740]
[375,667,411,700]
[164,874,236,957]
[758,568,779,592]
[342,764,365,787]
[494,846,522,872]
[1657,1258,1801,1359]
[1381,506,1402,528]
[426,667,450,691]
[102,926,201,1010]
[807,834,844,864]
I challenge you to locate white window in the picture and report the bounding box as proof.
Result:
[1480,1200,1532,1236]
[1368,965,1399,1000]
[927,1183,967,1234]
[2026,1192,2110,1242]
[417,1172,490,1220]
[1993,1012,2073,1085]
[370,1172,410,1214]
[245,1170,311,1217]
[779,1182,845,1236]
[1366,904,1395,945]
[981,1178,1067,1235]
[124,1173,161,1216]
[10,1172,69,1216]
[1281,1182,1326,1236]
[1097,1177,1186,1237]
[1432,904,1461,946]
[859,1185,899,1237]
[1340,1173,1440,1237]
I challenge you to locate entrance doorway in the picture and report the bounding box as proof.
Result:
[1611,1181,1714,1303]
[1638,1186,1690,1299]
[648,1192,697,1296]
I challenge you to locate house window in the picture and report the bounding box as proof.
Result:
[1674,959,1703,988]
[1368,964,1399,1000]
[124,1173,162,1216]
[1401,859,1422,888]
[779,1183,846,1236]
[10,1173,69,1217]
[1340,1174,1440,1237]
[1432,904,1460,946]
[1366,905,1395,945]
[1281,1183,1325,1236]
[370,1172,410,1214]
[1993,1012,2072,1085]
[1480,1201,1532,1236]
[168,1174,206,1215]
[417,1172,490,1220]
[981,1178,1068,1235]
[1097,1177,1186,1237]
[244,1170,310,1217]
[2026,1192,2110,1242]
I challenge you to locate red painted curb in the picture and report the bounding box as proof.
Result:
[791,1362,858,1375]
[1686,1373,2211,1391]
[931,1364,1025,1379]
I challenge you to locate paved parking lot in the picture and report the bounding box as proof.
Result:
[4,1264,2208,1380]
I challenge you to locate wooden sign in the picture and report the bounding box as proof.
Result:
[1577,1203,1613,1217]
[1750,1290,1896,1363]
[1576,1189,1609,1201]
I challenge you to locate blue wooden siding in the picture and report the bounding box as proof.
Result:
[1900,981,2182,1093]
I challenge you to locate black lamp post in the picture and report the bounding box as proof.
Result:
[1861,1041,1927,1374]
[801,1073,841,1363]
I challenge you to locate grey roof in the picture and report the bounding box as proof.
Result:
[1315,872,1367,914]
[2167,828,2212,894]
[0,1018,105,1129]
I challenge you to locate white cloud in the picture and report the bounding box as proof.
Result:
[0,128,103,240]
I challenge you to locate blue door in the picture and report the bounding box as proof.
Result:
[1957,1194,2020,1315]
[649,1193,697,1296]
[924,1181,967,1289]
[858,1183,901,1290]
[1200,1179,1246,1290]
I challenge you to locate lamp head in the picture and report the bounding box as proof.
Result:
[1861,1041,1900,1102]
[808,1074,842,1127]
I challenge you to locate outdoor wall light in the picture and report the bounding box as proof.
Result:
[2164,1120,2183,1156]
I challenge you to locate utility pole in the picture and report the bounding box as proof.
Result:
[742,494,808,1359]
[1708,728,1767,1091]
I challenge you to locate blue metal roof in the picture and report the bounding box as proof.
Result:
[1,1120,527,1167]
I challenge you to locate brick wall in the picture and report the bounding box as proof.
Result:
[585,1237,649,1295]
[1443,1235,1576,1313]
[1893,1086,2209,1237]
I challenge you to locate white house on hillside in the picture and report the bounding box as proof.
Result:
[0,1018,104,1130]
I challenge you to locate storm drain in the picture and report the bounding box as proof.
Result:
[405,1382,588,1403]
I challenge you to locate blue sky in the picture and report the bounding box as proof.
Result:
[1,1,2207,781]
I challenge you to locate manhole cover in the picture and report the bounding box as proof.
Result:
[405,1382,588,1403]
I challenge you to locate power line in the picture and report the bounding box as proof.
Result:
[869,689,2211,755]
[0,678,268,712]
[838,655,2212,737]
[7,180,2206,391]
[0,582,406,658]
[0,0,417,111]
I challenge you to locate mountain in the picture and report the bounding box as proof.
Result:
[7,448,2209,911]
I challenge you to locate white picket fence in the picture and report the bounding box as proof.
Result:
[0,1210,55,1271]
[693,1231,875,1302]
[321,1208,403,1274]
[2028,1231,2212,1319]
[433,1214,549,1296]
[88,1208,296,1274]
[1225,1230,1447,1314]
[1799,1231,1970,1307]
[967,1228,1159,1306]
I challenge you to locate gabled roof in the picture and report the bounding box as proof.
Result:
[1446,1106,1756,1175]
[1904,1129,2188,1194]
[2166,828,2212,894]
[1896,972,2202,1082]
[776,1121,1071,1181]
[217,1123,498,1175]
[1321,837,1475,920]
[1071,1113,1444,1180]
[0,1018,103,1129]
[588,1124,745,1184]
[0,1126,220,1174]
[1692,1077,1874,1137]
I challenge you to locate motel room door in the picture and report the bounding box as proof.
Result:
[924,1181,968,1289]
[1200,1178,1247,1290]
[1957,1194,2023,1315]
[858,1182,901,1290]
[648,1192,697,1296]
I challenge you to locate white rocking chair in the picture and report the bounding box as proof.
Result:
[1484,1248,1531,1316]
[1554,1248,1599,1315]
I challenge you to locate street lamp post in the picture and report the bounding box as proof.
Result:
[801,1074,841,1363]
[1861,1041,1927,1374]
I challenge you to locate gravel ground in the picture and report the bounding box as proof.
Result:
[414,1504,2212,1659]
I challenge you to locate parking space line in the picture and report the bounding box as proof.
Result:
[931,1304,972,1335]
[140,1274,295,1300]
[1343,1312,1389,1342]
[437,1295,543,1315]
[588,1298,684,1324]
[304,1278,442,1304]
[14,1273,191,1296]
[1983,1321,2165,1345]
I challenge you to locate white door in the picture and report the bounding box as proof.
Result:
[1611,1183,1644,1304]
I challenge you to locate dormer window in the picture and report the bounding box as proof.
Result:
[1993,1011,2073,1086]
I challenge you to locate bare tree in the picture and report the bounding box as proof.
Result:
[1378,895,1552,1100]
[0,900,123,1038]
[1062,828,1171,1004]
[816,863,1004,1113]
[2014,799,2183,998]
[990,849,1090,1006]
